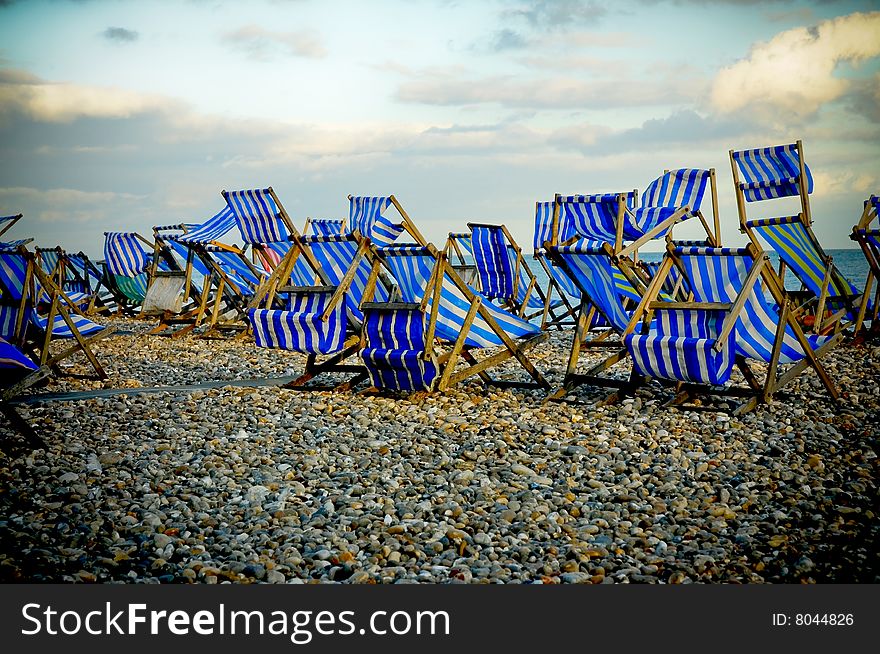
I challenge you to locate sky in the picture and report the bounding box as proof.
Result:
[0,0,878,257]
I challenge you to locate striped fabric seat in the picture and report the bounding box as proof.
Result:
[381,245,539,348]
[176,206,238,245]
[248,292,345,354]
[223,189,290,245]
[349,196,404,245]
[104,232,149,277]
[534,201,580,299]
[305,235,390,324]
[31,309,105,338]
[361,308,438,391]
[308,219,345,236]
[114,272,148,303]
[205,247,261,295]
[732,144,812,202]
[627,308,733,385]
[626,247,832,388]
[554,243,633,332]
[0,239,33,251]
[560,193,639,243]
[634,169,710,236]
[0,335,37,372]
[747,217,860,309]
[471,225,515,300]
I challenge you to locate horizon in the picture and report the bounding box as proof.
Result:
[1,0,878,259]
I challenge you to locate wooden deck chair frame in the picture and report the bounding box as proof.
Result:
[361,242,549,393]
[622,241,843,415]
[850,195,880,334]
[245,192,422,390]
[0,213,22,240]
[730,140,859,334]
[146,224,217,337]
[1,246,114,380]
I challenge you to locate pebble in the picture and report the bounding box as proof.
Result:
[0,321,876,584]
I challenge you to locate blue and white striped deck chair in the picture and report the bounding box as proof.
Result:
[850,195,880,333]
[731,140,860,332]
[349,196,404,245]
[360,243,548,392]
[0,214,22,240]
[0,247,111,377]
[36,248,91,309]
[635,168,716,244]
[103,231,151,312]
[468,223,549,320]
[623,244,842,414]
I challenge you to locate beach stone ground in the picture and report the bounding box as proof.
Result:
[1,318,877,583]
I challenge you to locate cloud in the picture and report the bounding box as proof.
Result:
[0,67,175,123]
[488,28,529,51]
[102,27,139,43]
[710,11,880,122]
[395,67,706,109]
[503,0,608,31]
[221,24,327,60]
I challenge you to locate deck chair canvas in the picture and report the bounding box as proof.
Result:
[622,243,842,414]
[63,251,113,315]
[359,243,549,393]
[247,194,423,390]
[36,247,94,311]
[544,169,717,400]
[102,231,154,315]
[445,223,553,321]
[1,336,49,448]
[850,195,880,333]
[532,201,581,329]
[0,246,112,379]
[731,140,862,333]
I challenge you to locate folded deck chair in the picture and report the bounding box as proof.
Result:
[446,223,551,322]
[731,140,861,333]
[359,243,549,393]
[0,246,113,379]
[102,231,153,315]
[850,195,880,333]
[1,335,49,448]
[623,243,842,414]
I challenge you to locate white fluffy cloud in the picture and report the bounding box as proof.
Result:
[710,11,880,121]
[0,68,172,123]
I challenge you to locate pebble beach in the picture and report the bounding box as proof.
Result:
[1,318,878,584]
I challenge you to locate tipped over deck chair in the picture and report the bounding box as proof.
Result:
[731,140,862,333]
[359,243,549,393]
[0,246,112,379]
[851,195,880,333]
[623,244,842,414]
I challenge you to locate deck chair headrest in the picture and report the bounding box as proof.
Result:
[731,143,813,202]
[348,196,404,245]
[641,169,710,214]
[223,188,290,245]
